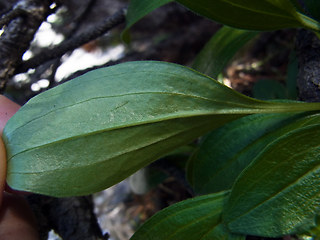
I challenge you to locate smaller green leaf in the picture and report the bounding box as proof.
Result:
[126,0,173,29]
[123,0,173,39]
[176,0,317,31]
[223,113,320,237]
[131,191,245,240]
[124,0,320,37]
[187,112,308,195]
[193,26,258,79]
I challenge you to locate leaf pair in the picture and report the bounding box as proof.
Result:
[189,111,320,236]
[187,112,310,195]
[133,111,320,239]
[224,116,320,236]
[4,61,320,197]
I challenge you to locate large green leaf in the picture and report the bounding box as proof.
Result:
[131,191,245,240]
[125,0,320,32]
[223,113,320,237]
[4,61,320,197]
[192,26,258,79]
[187,112,310,195]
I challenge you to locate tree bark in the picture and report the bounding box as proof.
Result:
[0,0,51,91]
[27,194,107,240]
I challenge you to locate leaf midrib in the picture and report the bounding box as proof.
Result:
[7,115,213,170]
[218,0,296,20]
[225,144,320,225]
[131,193,225,239]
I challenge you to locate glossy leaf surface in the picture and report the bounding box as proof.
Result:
[187,112,309,195]
[4,61,320,197]
[192,26,258,78]
[223,113,320,237]
[179,0,305,30]
[131,191,245,240]
[126,0,320,32]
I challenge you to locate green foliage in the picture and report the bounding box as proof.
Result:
[125,0,320,33]
[123,0,173,41]
[223,113,320,236]
[4,0,320,239]
[131,191,245,240]
[126,0,172,31]
[175,0,306,30]
[187,112,310,195]
[123,1,320,238]
[7,61,318,197]
[192,26,258,78]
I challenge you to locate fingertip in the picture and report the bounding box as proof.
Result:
[0,193,39,240]
[0,95,20,207]
[0,95,20,133]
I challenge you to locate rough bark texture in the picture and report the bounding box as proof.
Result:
[27,194,107,240]
[296,29,320,102]
[18,7,127,73]
[0,0,51,91]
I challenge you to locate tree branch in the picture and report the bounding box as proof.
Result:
[0,7,26,28]
[27,194,108,240]
[0,0,51,92]
[17,7,127,73]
